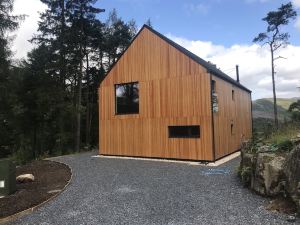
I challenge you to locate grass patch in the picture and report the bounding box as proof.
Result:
[247,121,300,154]
[265,123,300,145]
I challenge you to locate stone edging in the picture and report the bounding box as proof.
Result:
[0,160,73,224]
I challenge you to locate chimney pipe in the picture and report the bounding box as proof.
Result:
[236,65,240,83]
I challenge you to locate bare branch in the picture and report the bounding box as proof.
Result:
[273,43,282,51]
[274,56,287,61]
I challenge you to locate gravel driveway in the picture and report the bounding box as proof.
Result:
[7,151,298,225]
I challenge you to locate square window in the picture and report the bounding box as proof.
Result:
[115,82,139,114]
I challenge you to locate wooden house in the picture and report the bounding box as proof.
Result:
[98,25,252,161]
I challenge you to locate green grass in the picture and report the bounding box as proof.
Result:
[266,123,300,145]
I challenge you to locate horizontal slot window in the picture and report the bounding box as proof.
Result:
[168,125,200,138]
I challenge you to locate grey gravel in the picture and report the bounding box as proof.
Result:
[7,152,299,225]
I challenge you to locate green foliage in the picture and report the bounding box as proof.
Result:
[253,2,297,129]
[253,2,297,45]
[0,1,136,164]
[0,0,24,159]
[266,123,299,146]
[275,139,294,152]
[238,166,252,186]
[251,120,300,153]
[288,100,300,122]
[291,111,300,122]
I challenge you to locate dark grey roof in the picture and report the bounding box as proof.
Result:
[143,25,251,93]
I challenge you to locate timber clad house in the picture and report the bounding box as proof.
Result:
[98,25,252,161]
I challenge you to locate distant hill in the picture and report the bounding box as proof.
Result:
[252,97,299,121]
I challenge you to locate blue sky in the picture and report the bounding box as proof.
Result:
[96,0,300,47]
[12,0,300,99]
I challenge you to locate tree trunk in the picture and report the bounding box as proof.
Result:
[75,56,83,151]
[75,5,84,152]
[33,125,37,159]
[58,0,66,153]
[270,44,278,129]
[59,0,66,87]
[85,52,91,147]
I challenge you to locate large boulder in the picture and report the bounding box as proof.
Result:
[283,144,300,213]
[251,153,286,196]
[16,174,35,183]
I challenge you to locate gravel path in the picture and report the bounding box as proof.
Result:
[7,152,298,225]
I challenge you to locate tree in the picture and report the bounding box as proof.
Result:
[253,2,297,129]
[66,0,104,152]
[0,0,23,158]
[288,100,300,121]
[145,18,153,28]
[0,0,137,162]
[104,9,136,67]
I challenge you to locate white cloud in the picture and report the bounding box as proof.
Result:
[183,3,210,15]
[295,17,300,29]
[11,0,46,59]
[292,0,300,30]
[292,0,300,8]
[167,34,300,100]
[245,0,271,4]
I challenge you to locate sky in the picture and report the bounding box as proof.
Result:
[12,0,300,100]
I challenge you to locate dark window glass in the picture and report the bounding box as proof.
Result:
[211,80,216,93]
[168,126,200,138]
[211,80,218,113]
[231,123,234,135]
[115,82,139,114]
[232,89,235,101]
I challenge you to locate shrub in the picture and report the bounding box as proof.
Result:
[238,166,252,186]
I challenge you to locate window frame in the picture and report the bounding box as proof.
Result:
[114,81,139,115]
[168,125,201,139]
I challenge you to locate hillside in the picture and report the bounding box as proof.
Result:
[252,97,299,120]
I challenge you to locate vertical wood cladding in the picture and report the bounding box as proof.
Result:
[99,26,252,161]
[212,75,252,159]
[99,28,214,160]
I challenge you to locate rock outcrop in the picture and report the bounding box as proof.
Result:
[283,145,300,213]
[240,143,300,214]
[251,153,286,196]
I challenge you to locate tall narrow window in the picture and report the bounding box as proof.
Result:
[211,80,218,113]
[232,89,235,101]
[115,82,139,114]
[168,126,200,138]
[211,80,216,93]
[231,123,234,135]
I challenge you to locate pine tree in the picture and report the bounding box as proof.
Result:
[253,2,297,129]
[104,9,136,67]
[66,0,104,151]
[0,0,24,158]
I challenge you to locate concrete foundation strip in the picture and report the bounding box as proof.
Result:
[93,151,241,167]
